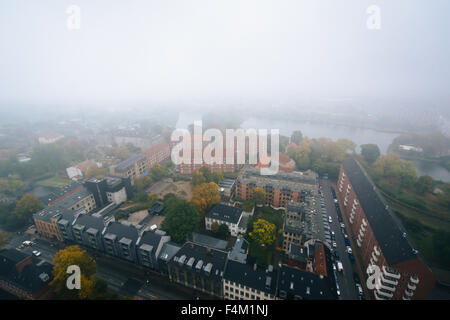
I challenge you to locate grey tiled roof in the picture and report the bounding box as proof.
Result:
[205,204,242,224]
[342,158,418,265]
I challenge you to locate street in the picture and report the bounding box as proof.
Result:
[319,178,359,300]
[4,229,212,300]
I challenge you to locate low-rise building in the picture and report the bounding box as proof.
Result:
[0,249,53,300]
[109,154,148,182]
[205,203,244,237]
[143,140,171,167]
[168,242,228,298]
[276,265,335,300]
[33,206,78,241]
[223,262,277,300]
[236,166,318,208]
[102,221,139,263]
[136,230,171,270]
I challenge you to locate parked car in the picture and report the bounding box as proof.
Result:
[345,239,350,245]
[337,261,343,272]
[356,283,363,296]
[334,251,340,260]
[332,242,337,248]
[328,216,332,223]
[353,272,361,284]
[347,246,352,254]
[340,223,345,228]
[349,254,355,262]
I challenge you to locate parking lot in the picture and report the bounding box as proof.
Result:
[319,178,362,300]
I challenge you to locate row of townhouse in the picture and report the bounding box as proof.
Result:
[168,237,336,300]
[57,212,178,273]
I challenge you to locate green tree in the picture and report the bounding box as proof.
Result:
[14,194,44,222]
[149,164,167,182]
[360,144,381,164]
[290,130,303,145]
[415,175,434,194]
[251,187,266,206]
[337,138,357,153]
[217,223,229,239]
[191,170,206,186]
[161,198,200,244]
[134,175,153,192]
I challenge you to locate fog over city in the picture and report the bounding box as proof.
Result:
[1,1,450,304]
[1,0,449,116]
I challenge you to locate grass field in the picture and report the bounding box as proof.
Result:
[35,176,72,188]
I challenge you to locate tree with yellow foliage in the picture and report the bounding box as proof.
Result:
[249,219,276,246]
[191,182,220,217]
[50,245,97,299]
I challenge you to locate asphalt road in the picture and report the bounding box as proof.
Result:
[319,178,359,300]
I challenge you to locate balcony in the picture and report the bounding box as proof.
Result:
[374,290,388,300]
[376,288,393,299]
[357,234,363,243]
[382,266,401,279]
[360,224,366,233]
[407,283,417,291]
[371,251,379,263]
[410,275,420,285]
[362,219,367,227]
[349,217,354,224]
[373,246,380,256]
[359,228,365,238]
[380,273,398,286]
[404,288,414,298]
[357,239,362,247]
[377,279,396,292]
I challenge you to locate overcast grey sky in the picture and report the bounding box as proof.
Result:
[0,0,449,108]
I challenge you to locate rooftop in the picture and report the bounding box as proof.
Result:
[191,232,228,250]
[277,265,335,300]
[113,154,146,172]
[237,166,318,193]
[205,203,242,225]
[224,261,277,295]
[342,158,418,266]
[169,242,228,280]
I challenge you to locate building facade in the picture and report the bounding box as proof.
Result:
[235,167,318,208]
[110,154,149,182]
[205,203,244,237]
[337,158,436,300]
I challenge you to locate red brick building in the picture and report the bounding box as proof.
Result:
[337,158,436,300]
[235,167,318,208]
[143,140,171,167]
[175,136,241,174]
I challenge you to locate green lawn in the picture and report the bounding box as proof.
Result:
[35,176,72,188]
